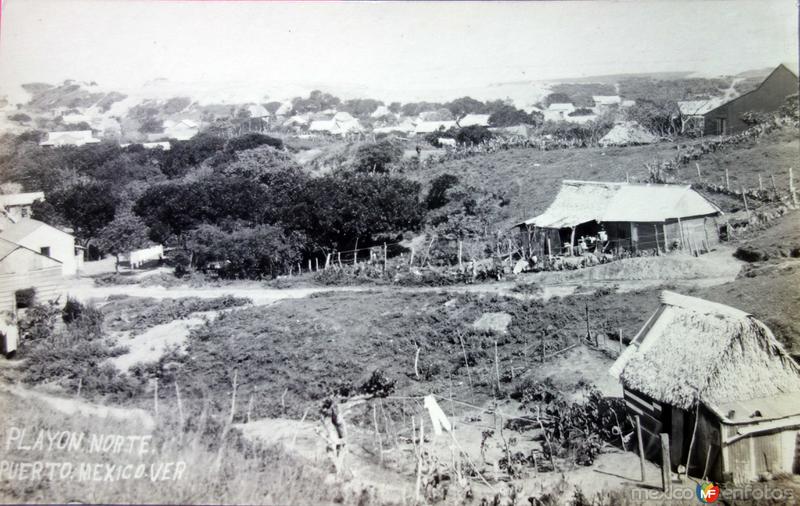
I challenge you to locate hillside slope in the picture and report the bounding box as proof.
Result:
[409,128,799,229]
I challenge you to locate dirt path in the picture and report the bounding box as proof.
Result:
[0,383,155,430]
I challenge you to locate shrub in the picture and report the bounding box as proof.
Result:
[455,125,493,145]
[225,133,283,153]
[62,297,104,334]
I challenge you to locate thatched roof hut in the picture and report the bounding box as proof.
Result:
[612,291,800,412]
[610,291,800,483]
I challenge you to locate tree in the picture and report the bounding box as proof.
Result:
[444,96,485,118]
[160,133,226,178]
[49,182,119,247]
[425,174,459,210]
[291,90,342,114]
[623,99,679,137]
[186,224,306,279]
[224,133,283,153]
[139,117,164,134]
[488,104,534,127]
[544,93,572,107]
[341,98,384,118]
[9,113,31,124]
[294,173,423,250]
[352,140,404,173]
[264,101,283,115]
[133,176,272,245]
[95,212,152,271]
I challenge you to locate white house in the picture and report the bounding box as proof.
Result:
[0,238,65,356]
[309,112,363,136]
[163,119,199,141]
[0,219,82,276]
[542,103,576,122]
[458,114,491,127]
[414,120,457,135]
[246,104,270,118]
[40,131,101,147]
[0,192,45,222]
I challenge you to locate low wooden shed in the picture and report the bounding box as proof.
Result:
[610,291,800,484]
[517,180,723,258]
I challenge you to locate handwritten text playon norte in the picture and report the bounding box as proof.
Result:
[2,427,186,482]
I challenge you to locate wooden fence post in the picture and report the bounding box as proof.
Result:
[741,186,750,219]
[618,328,623,355]
[771,173,779,201]
[660,433,671,493]
[790,167,797,206]
[383,242,387,273]
[636,415,645,482]
[758,174,763,192]
[695,163,702,181]
[725,167,730,190]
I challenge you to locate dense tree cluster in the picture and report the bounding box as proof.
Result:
[0,130,425,278]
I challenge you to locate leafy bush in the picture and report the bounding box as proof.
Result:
[352,140,404,173]
[225,133,283,153]
[187,224,306,279]
[456,125,493,145]
[61,297,104,334]
[425,173,459,210]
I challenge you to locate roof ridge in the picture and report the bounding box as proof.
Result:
[660,290,750,319]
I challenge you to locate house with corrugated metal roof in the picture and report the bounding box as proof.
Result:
[0,237,65,357]
[610,291,800,483]
[516,180,722,258]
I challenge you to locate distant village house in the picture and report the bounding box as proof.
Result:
[39,130,101,147]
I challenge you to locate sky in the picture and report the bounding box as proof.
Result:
[0,0,797,102]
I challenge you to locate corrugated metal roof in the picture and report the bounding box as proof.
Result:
[521,180,721,228]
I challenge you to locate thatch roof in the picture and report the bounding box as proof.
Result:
[519,180,721,228]
[598,121,657,146]
[611,291,800,414]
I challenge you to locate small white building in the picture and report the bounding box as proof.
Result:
[163,119,199,141]
[0,219,82,276]
[458,114,491,127]
[542,103,576,122]
[40,130,101,147]
[0,192,45,222]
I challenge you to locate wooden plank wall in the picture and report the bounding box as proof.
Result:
[0,267,65,312]
[623,388,666,460]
